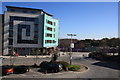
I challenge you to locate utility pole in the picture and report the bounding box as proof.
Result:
[67,34,76,65]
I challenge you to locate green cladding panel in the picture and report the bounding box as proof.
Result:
[43,14,59,48]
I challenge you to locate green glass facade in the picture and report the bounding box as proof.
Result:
[43,14,59,48]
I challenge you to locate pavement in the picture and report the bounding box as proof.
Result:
[1,55,52,58]
[0,52,89,58]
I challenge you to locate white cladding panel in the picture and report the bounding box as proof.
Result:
[13,21,39,47]
[4,12,42,48]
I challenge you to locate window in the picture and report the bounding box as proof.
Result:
[9,30,13,37]
[46,19,48,23]
[53,34,55,38]
[54,22,56,26]
[10,9,15,12]
[9,22,13,30]
[53,40,56,43]
[10,17,14,21]
[9,39,13,45]
[31,11,38,14]
[47,27,52,31]
[47,20,53,25]
[26,32,30,36]
[34,26,38,31]
[45,40,47,44]
[45,40,52,44]
[46,33,52,37]
[34,18,39,24]
[10,16,36,22]
[54,28,55,32]
[23,10,28,13]
[45,40,56,44]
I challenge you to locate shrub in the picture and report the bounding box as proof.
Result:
[68,65,80,71]
[51,53,58,62]
[89,52,107,60]
[55,61,69,70]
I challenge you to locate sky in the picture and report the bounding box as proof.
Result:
[1,2,118,40]
[1,0,119,2]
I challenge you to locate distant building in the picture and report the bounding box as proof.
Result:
[74,41,86,49]
[58,39,78,52]
[2,6,59,55]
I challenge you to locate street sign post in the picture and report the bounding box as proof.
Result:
[71,43,74,48]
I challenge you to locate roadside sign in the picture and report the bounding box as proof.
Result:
[70,57,72,59]
[70,43,74,48]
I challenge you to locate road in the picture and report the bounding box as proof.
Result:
[55,52,119,78]
[2,52,120,78]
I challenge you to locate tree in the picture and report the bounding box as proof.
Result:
[51,50,58,62]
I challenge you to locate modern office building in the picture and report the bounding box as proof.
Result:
[3,6,59,55]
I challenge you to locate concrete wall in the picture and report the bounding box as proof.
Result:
[60,52,90,57]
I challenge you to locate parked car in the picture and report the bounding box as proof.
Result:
[2,65,14,76]
[14,65,29,74]
[44,63,63,73]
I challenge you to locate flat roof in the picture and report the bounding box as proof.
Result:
[6,6,53,16]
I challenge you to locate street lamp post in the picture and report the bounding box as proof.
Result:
[9,47,14,66]
[9,48,12,66]
[67,34,76,65]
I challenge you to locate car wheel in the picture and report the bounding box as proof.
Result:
[57,70,60,72]
[54,70,58,73]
